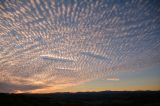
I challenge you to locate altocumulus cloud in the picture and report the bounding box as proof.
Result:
[0,0,160,93]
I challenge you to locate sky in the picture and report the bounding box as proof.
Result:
[0,0,160,93]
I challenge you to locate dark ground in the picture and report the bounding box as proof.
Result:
[0,91,160,106]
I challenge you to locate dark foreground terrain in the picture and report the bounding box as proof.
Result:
[0,91,160,106]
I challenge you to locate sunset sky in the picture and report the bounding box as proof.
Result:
[0,0,160,93]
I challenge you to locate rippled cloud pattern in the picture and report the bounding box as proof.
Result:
[0,0,160,93]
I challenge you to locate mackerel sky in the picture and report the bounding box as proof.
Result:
[0,0,160,93]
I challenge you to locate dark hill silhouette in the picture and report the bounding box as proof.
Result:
[0,91,160,106]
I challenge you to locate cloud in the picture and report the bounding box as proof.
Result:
[106,78,120,81]
[0,0,160,93]
[40,54,75,63]
[0,82,45,93]
[80,51,109,61]
[55,67,77,72]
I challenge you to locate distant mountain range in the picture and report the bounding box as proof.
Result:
[0,91,160,106]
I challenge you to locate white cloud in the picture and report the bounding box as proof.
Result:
[107,78,120,81]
